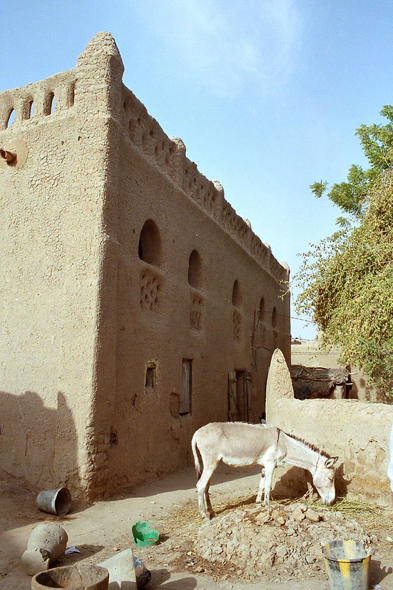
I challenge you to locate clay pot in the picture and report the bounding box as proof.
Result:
[21,523,68,576]
[31,565,109,590]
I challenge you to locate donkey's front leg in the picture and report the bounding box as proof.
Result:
[256,467,265,504]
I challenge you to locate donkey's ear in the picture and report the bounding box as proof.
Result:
[324,458,335,468]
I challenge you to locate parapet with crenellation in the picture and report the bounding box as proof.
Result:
[0,31,289,284]
[121,83,289,283]
[0,70,76,130]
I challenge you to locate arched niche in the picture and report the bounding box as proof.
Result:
[188,249,203,288]
[138,219,162,266]
[232,279,242,307]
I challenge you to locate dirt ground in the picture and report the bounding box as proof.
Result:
[1,464,393,590]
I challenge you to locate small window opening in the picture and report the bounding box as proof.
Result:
[180,359,192,414]
[44,92,55,116]
[232,280,242,307]
[188,250,203,288]
[138,219,162,266]
[145,365,156,388]
[272,306,278,328]
[7,109,16,127]
[110,428,118,447]
[68,83,75,107]
[28,100,34,119]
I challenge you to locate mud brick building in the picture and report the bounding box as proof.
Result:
[0,33,290,500]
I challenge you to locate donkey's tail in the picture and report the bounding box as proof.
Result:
[191,432,203,480]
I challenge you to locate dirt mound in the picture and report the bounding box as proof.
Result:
[194,502,376,583]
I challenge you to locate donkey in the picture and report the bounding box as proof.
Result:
[191,422,338,519]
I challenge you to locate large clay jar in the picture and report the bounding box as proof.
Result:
[21,523,68,576]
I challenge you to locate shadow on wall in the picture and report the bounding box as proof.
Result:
[0,391,81,587]
[271,463,351,502]
[0,390,80,497]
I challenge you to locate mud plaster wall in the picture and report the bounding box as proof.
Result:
[0,32,290,499]
[0,36,121,497]
[110,144,289,491]
[99,42,291,494]
[266,349,393,505]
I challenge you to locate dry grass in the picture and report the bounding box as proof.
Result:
[308,496,380,514]
[167,498,200,526]
[303,495,390,528]
[166,493,256,527]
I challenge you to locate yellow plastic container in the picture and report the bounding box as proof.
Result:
[322,539,373,590]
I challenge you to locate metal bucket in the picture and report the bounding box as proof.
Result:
[36,487,71,516]
[31,565,109,590]
[322,539,373,590]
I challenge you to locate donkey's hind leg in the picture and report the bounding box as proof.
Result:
[263,462,276,507]
[205,481,215,518]
[197,462,218,519]
[256,467,266,504]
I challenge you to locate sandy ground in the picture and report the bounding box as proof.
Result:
[1,464,393,590]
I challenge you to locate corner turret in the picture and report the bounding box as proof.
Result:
[76,32,124,117]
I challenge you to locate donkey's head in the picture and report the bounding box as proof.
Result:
[312,455,338,505]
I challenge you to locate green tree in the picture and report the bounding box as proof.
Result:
[295,108,393,397]
[310,105,393,224]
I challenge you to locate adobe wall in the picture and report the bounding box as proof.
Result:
[267,349,393,505]
[92,38,291,494]
[0,34,124,497]
[109,147,289,490]
[0,32,291,499]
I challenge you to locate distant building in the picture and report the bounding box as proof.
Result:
[0,33,290,499]
[291,337,376,402]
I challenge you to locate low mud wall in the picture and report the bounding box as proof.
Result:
[266,349,393,506]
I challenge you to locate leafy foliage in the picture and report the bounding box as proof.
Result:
[296,149,393,397]
[311,105,393,222]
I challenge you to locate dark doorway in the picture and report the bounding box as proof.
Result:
[228,370,252,422]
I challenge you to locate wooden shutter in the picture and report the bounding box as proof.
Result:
[246,371,253,420]
[228,371,237,421]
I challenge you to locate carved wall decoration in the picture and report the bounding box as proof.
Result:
[233,309,242,342]
[190,293,203,330]
[140,269,162,310]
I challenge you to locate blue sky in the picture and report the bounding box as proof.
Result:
[2,0,393,339]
